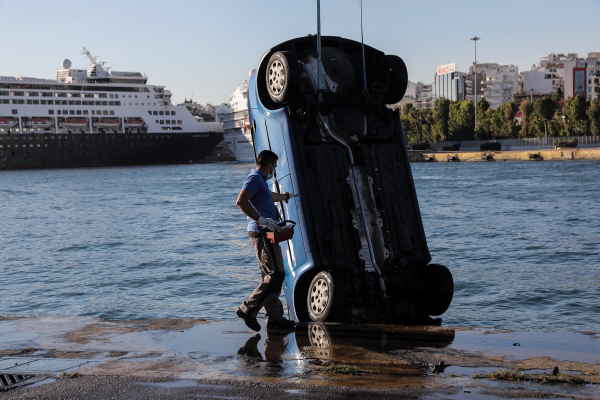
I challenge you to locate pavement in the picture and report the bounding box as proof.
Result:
[0,316,599,399]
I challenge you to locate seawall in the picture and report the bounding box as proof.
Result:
[409,147,600,162]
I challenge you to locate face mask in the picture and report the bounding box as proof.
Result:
[266,165,275,180]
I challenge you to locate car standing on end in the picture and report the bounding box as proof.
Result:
[246,36,453,324]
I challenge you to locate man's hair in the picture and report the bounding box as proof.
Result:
[256,150,278,167]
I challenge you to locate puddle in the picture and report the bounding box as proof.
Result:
[1,316,598,395]
[450,330,600,364]
[0,357,95,374]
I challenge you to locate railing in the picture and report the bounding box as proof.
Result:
[427,135,600,150]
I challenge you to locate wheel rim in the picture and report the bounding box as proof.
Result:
[310,278,330,316]
[268,59,286,95]
[309,324,331,347]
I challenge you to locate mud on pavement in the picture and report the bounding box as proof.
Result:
[0,316,598,399]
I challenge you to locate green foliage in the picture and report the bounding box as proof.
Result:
[534,97,557,138]
[519,99,534,137]
[449,100,475,140]
[564,95,588,135]
[432,98,450,141]
[586,98,600,135]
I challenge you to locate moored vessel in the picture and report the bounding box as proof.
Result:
[218,76,255,162]
[0,48,223,169]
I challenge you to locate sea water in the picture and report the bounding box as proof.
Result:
[1,161,598,332]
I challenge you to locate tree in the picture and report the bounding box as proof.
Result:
[432,98,450,142]
[476,98,490,138]
[564,95,588,135]
[534,97,556,140]
[402,102,414,117]
[408,108,433,143]
[519,99,534,138]
[449,100,475,140]
[587,98,600,135]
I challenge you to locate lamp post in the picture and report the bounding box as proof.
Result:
[470,36,480,137]
[530,88,533,103]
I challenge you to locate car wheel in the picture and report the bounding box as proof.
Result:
[382,55,408,104]
[266,51,299,104]
[307,271,344,322]
[419,264,454,316]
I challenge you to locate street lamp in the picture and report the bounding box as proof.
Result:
[470,36,480,136]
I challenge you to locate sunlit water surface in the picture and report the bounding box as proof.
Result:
[1,161,598,332]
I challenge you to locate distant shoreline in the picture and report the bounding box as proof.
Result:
[408,146,600,162]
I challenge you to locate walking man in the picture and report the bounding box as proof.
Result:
[235,150,297,331]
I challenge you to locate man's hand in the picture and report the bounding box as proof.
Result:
[282,192,300,203]
[258,216,280,232]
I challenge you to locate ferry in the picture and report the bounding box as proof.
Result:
[218,76,255,162]
[0,48,223,169]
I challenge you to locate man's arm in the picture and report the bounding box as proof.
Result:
[271,191,290,203]
[236,189,260,221]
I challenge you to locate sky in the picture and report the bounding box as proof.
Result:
[1,0,598,105]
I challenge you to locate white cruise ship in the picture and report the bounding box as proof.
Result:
[219,78,255,163]
[0,48,223,169]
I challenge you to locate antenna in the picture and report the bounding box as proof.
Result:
[317,0,323,103]
[82,47,105,66]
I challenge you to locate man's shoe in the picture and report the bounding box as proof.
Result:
[266,317,296,331]
[237,308,261,332]
[237,334,262,358]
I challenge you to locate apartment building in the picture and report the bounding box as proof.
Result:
[481,65,519,109]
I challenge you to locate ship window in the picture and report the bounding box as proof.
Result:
[103,101,108,106]
[159,111,164,115]
[76,110,82,115]
[109,101,115,106]
[82,101,88,105]
[166,120,170,124]
[115,94,119,98]
[76,101,81,105]
[110,110,115,115]
[135,103,138,106]
[160,120,164,124]
[83,110,88,115]
[148,111,152,115]
[103,110,108,115]
[109,94,113,98]
[135,95,137,98]
[33,100,40,105]
[116,102,121,106]
[172,111,176,115]
[153,111,158,115]
[147,95,149,98]
[48,110,54,115]
[178,120,182,124]
[69,110,75,115]
[12,109,17,114]
[156,120,158,123]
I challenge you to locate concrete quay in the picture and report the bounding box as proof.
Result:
[409,147,600,162]
[0,316,598,399]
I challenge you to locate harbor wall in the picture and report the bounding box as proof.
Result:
[409,147,600,162]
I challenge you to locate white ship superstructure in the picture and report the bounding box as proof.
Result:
[0,48,223,169]
[222,79,254,162]
[0,48,221,135]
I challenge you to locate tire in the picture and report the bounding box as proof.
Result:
[307,271,344,322]
[381,55,408,104]
[419,264,454,316]
[266,51,299,104]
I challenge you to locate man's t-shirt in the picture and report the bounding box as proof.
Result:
[242,169,278,233]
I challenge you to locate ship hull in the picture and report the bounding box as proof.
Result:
[0,131,223,169]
